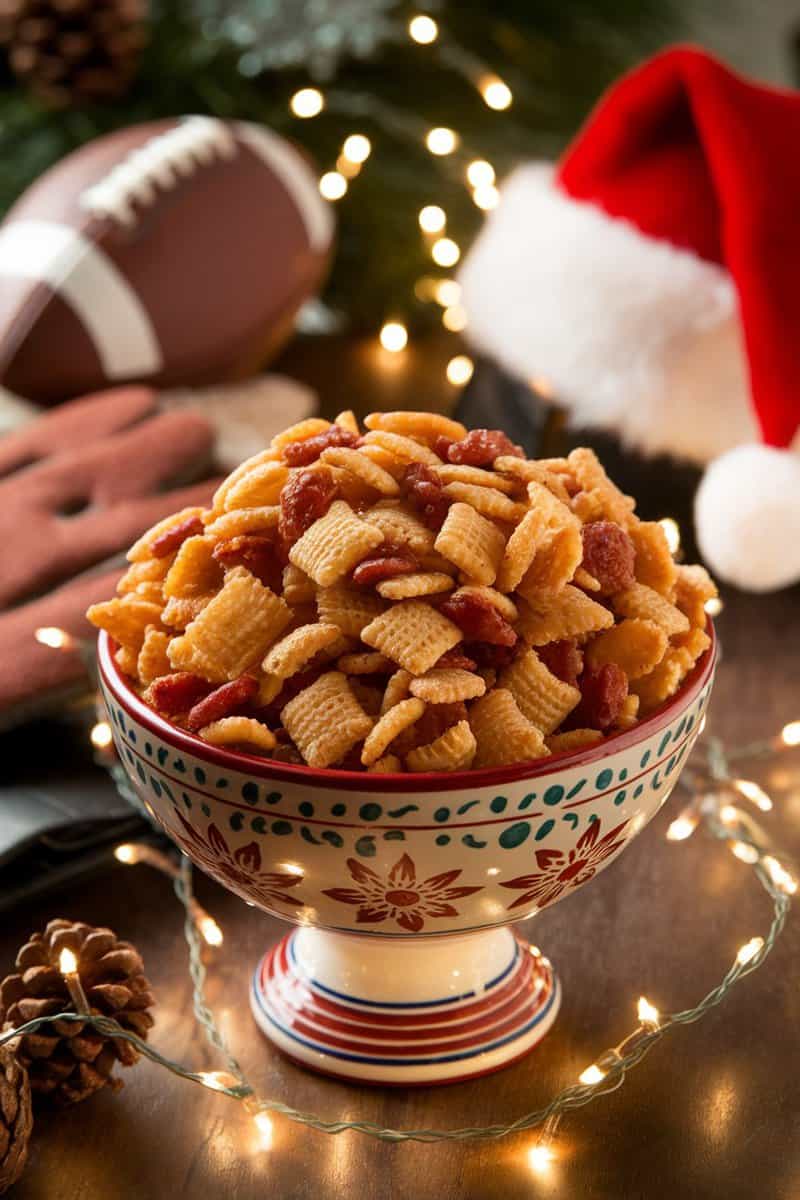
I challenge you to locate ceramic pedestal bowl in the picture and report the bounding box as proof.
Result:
[99,628,716,1086]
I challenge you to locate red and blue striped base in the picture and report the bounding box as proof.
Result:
[250,928,560,1085]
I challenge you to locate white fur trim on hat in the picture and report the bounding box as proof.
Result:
[459,164,759,465]
[695,444,800,591]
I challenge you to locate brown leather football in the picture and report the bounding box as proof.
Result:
[0,117,334,403]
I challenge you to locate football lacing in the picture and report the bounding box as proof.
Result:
[80,116,237,226]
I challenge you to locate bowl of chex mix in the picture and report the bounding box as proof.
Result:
[92,411,717,1085]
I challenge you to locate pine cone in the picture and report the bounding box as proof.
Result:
[0,1046,32,1196]
[0,0,148,108]
[0,920,154,1106]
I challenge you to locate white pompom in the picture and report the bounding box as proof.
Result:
[695,444,800,592]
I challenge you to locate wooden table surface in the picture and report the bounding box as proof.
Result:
[3,343,800,1198]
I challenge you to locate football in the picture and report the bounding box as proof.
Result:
[0,116,334,403]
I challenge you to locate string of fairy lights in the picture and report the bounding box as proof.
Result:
[14,617,799,1172]
[288,11,516,390]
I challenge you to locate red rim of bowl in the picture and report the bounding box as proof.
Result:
[98,625,716,794]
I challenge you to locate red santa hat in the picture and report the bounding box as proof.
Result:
[459,46,800,592]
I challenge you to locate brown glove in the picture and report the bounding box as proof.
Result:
[0,387,222,727]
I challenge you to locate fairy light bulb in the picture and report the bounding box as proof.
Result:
[431,237,460,267]
[35,626,72,649]
[637,996,660,1027]
[418,204,446,233]
[319,172,347,201]
[434,279,460,307]
[442,304,468,332]
[659,517,681,555]
[733,779,772,811]
[408,14,438,43]
[480,76,512,110]
[719,804,739,825]
[253,1110,273,1148]
[446,355,474,386]
[90,721,113,750]
[467,159,495,188]
[736,937,764,966]
[762,855,798,895]
[731,841,759,864]
[781,720,800,746]
[426,127,458,155]
[199,1070,240,1092]
[379,322,408,353]
[290,88,324,118]
[527,1142,556,1173]
[342,134,371,163]
[579,1063,606,1085]
[472,184,500,211]
[114,843,139,864]
[59,948,78,976]
[705,596,723,617]
[199,915,224,947]
[667,812,698,841]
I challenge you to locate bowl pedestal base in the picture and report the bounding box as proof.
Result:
[250,925,560,1085]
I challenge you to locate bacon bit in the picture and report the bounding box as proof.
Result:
[440,592,518,647]
[390,702,469,757]
[447,430,524,467]
[433,435,456,460]
[464,641,517,670]
[283,426,358,466]
[537,639,583,686]
[434,647,478,671]
[212,534,281,591]
[570,664,628,730]
[185,675,259,733]
[278,466,338,554]
[401,463,450,530]
[150,516,205,558]
[581,521,636,594]
[146,672,214,716]
[352,544,419,586]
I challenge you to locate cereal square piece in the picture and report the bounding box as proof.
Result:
[281,671,373,768]
[223,461,289,511]
[673,626,711,665]
[204,507,280,539]
[470,690,549,768]
[516,585,613,645]
[282,563,316,606]
[614,694,640,730]
[546,728,604,754]
[450,586,518,621]
[409,669,486,704]
[117,557,171,594]
[381,669,413,713]
[137,627,172,686]
[361,601,462,674]
[567,447,636,526]
[585,618,668,680]
[376,572,454,599]
[498,648,580,734]
[334,409,360,434]
[87,595,164,653]
[674,565,718,628]
[199,717,276,753]
[320,446,400,496]
[262,623,341,679]
[367,754,403,774]
[406,721,477,772]
[168,568,291,682]
[613,583,690,636]
[434,502,506,586]
[365,410,467,443]
[629,522,678,596]
[495,506,549,592]
[161,595,213,630]
[494,457,573,505]
[362,429,442,466]
[317,582,386,637]
[517,522,583,595]
[289,500,384,587]
[361,697,426,765]
[271,417,331,452]
[337,651,394,675]
[436,464,516,493]
[443,482,524,523]
[363,502,437,556]
[210,449,282,515]
[163,536,222,599]
[630,651,688,713]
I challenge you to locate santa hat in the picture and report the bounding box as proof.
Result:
[459,46,800,592]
